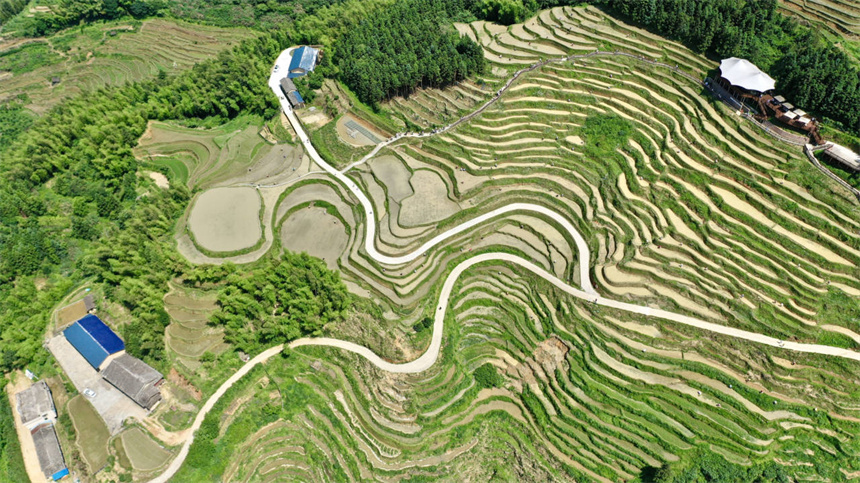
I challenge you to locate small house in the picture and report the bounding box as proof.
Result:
[31,424,68,481]
[279,77,305,109]
[287,90,305,109]
[16,381,57,430]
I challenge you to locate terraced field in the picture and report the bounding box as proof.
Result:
[135,115,294,190]
[0,19,254,114]
[163,284,227,374]
[163,5,860,481]
[779,0,860,37]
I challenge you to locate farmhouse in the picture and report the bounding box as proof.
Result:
[62,314,125,370]
[101,354,164,410]
[287,91,305,109]
[279,77,305,109]
[288,46,319,78]
[31,423,69,481]
[823,143,860,171]
[16,381,57,430]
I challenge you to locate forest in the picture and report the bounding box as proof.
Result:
[0,0,27,25]
[211,254,351,353]
[333,0,485,106]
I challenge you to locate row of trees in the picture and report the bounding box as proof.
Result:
[651,447,789,482]
[334,0,485,106]
[7,0,370,37]
[166,0,349,30]
[592,0,860,135]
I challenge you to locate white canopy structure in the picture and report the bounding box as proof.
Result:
[825,143,860,171]
[719,58,776,92]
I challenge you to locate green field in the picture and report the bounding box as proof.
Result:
[120,427,171,472]
[135,115,272,190]
[67,395,110,472]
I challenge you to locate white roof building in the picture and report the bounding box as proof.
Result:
[719,58,776,92]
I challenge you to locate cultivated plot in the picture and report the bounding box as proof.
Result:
[187,187,262,253]
[164,5,860,481]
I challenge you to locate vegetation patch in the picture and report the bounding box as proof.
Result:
[211,253,351,353]
[119,427,171,472]
[473,363,503,388]
[580,113,634,159]
[67,395,110,472]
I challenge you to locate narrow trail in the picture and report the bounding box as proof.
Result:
[149,47,859,483]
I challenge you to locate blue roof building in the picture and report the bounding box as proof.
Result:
[63,314,124,369]
[288,46,319,78]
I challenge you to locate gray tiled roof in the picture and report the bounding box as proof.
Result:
[31,424,66,478]
[16,381,55,425]
[101,354,163,410]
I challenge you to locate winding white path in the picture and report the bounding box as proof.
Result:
[149,48,860,482]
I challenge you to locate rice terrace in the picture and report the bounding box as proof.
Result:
[3,1,860,482]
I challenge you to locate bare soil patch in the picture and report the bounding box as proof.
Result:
[399,170,460,226]
[147,171,170,189]
[167,368,202,401]
[280,207,348,270]
[299,109,330,128]
[369,155,413,202]
[187,187,262,252]
[56,298,89,326]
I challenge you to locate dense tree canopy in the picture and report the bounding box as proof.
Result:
[211,253,351,352]
[0,31,288,371]
[652,447,789,482]
[0,0,27,25]
[334,0,485,106]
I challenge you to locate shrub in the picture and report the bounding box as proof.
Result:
[474,363,503,388]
